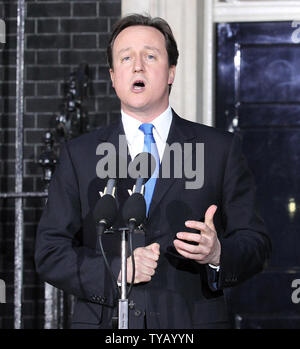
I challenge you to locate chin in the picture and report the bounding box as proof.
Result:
[125,100,150,112]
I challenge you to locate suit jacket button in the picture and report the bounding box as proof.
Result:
[134,309,141,317]
[100,296,106,304]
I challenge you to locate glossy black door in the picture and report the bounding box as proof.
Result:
[216,22,300,329]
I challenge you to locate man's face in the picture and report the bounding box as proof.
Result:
[110,25,176,120]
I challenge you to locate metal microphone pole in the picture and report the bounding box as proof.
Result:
[118,227,129,329]
[117,164,149,329]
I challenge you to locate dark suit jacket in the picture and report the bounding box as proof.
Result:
[35,111,271,329]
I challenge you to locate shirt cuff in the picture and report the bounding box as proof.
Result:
[208,263,220,272]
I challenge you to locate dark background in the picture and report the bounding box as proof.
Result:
[0,0,121,329]
[1,1,300,330]
[216,22,300,328]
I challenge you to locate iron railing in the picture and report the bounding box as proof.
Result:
[0,0,89,328]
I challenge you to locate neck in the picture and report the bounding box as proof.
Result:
[121,103,170,123]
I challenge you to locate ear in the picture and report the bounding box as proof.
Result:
[168,65,176,85]
[109,68,115,88]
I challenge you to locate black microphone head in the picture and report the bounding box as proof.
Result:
[128,152,156,182]
[93,194,118,227]
[122,193,146,226]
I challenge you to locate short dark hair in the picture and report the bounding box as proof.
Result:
[107,13,179,69]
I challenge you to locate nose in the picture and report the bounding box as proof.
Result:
[133,55,144,72]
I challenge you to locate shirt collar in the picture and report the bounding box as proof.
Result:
[121,106,173,144]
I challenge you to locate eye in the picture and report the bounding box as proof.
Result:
[121,56,130,62]
[147,54,155,60]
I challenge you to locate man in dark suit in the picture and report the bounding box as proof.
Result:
[35,14,271,329]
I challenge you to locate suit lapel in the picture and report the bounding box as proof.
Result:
[148,111,196,218]
[96,116,132,208]
[97,116,123,149]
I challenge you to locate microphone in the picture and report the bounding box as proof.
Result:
[122,152,156,229]
[93,181,120,301]
[122,192,146,229]
[127,152,156,195]
[93,178,118,235]
[100,178,116,197]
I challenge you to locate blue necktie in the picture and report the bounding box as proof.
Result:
[139,123,160,215]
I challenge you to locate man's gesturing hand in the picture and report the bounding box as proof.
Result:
[173,205,221,266]
[118,242,160,284]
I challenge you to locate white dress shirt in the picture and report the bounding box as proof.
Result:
[121,106,173,162]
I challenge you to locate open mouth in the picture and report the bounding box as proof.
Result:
[132,80,146,91]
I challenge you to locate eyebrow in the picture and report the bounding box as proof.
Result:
[116,45,161,56]
[144,45,161,53]
[117,47,131,56]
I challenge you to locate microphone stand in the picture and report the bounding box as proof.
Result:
[97,184,146,329]
[118,227,129,329]
[100,224,139,329]
[97,225,130,329]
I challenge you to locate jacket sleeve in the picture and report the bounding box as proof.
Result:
[214,134,272,290]
[34,142,119,307]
